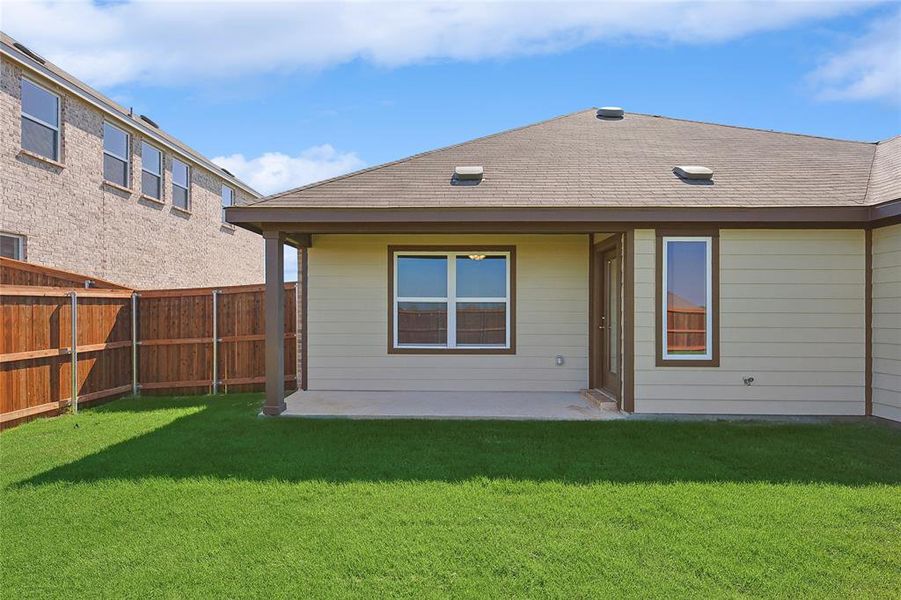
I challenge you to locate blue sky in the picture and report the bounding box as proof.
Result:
[4,1,900,279]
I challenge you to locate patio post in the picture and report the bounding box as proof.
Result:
[262,230,286,415]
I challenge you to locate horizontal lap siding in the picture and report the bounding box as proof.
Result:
[634,229,866,415]
[307,234,588,391]
[872,223,901,421]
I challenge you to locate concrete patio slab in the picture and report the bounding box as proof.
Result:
[280,390,624,421]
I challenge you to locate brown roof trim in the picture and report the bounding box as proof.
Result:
[228,201,901,232]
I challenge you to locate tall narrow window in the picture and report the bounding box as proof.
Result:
[20,78,60,161]
[0,233,26,260]
[657,234,719,365]
[172,158,190,210]
[141,142,162,199]
[221,185,234,222]
[390,247,514,353]
[103,122,130,187]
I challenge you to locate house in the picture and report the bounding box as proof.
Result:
[228,108,900,421]
[0,33,263,289]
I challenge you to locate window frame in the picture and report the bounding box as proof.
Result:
[388,245,516,354]
[221,185,234,223]
[0,232,26,260]
[20,77,61,161]
[655,230,720,367]
[140,141,163,200]
[102,121,131,188]
[171,157,191,211]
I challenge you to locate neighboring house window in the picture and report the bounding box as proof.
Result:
[657,232,719,366]
[0,233,26,260]
[141,142,163,199]
[221,185,234,222]
[103,122,130,187]
[172,158,190,210]
[20,78,60,161]
[389,247,515,353]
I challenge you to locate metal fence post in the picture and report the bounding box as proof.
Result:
[131,292,139,396]
[212,289,219,394]
[70,291,78,414]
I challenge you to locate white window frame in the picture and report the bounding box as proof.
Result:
[0,232,26,260]
[20,77,61,161]
[102,121,130,186]
[221,185,234,222]
[141,141,163,199]
[661,235,713,361]
[392,250,511,350]
[171,157,190,210]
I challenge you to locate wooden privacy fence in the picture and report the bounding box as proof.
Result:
[666,307,707,352]
[1,276,297,427]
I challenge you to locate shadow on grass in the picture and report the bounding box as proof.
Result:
[17,394,901,487]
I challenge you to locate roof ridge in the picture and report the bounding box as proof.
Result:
[250,108,595,205]
[628,111,879,145]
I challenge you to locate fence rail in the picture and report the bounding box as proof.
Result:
[1,263,297,428]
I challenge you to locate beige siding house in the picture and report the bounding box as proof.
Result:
[226,108,900,422]
[0,34,263,289]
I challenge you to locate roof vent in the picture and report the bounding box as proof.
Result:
[13,42,46,65]
[673,165,713,181]
[453,166,483,181]
[139,114,159,128]
[597,106,624,119]
[221,167,235,178]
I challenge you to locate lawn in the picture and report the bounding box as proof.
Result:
[1,395,899,599]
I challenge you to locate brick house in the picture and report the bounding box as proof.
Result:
[0,33,263,289]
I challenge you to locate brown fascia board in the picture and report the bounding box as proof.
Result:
[226,201,901,233]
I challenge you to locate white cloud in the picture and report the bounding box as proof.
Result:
[809,9,901,104]
[212,145,365,195]
[2,0,878,88]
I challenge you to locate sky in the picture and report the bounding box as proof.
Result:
[4,0,901,280]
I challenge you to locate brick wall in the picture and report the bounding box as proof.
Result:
[0,58,263,289]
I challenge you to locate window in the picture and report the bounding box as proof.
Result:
[141,142,162,199]
[20,78,60,161]
[172,158,190,210]
[657,233,719,366]
[102,122,130,187]
[389,247,514,353]
[221,185,234,222]
[0,233,25,260]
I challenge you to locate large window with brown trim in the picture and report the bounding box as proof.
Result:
[390,247,514,353]
[657,233,719,366]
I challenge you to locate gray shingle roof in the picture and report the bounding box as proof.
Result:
[254,109,892,209]
[866,135,901,205]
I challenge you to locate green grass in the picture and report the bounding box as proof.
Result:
[2,394,899,599]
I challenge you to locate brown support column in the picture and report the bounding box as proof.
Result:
[263,230,286,416]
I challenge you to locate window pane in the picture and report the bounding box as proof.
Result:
[21,79,58,126]
[21,118,57,159]
[397,302,447,345]
[456,302,505,346]
[103,123,128,158]
[103,154,128,186]
[142,171,161,198]
[141,142,161,175]
[606,254,619,374]
[666,240,708,355]
[397,256,447,298]
[221,186,233,207]
[1,235,23,260]
[172,159,188,187]
[173,186,189,210]
[456,255,506,297]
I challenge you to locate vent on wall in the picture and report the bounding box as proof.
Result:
[673,165,713,181]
